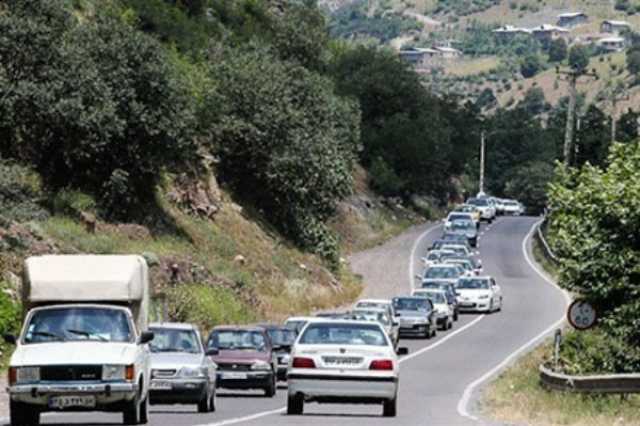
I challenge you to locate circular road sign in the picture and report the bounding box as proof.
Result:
[567,299,597,330]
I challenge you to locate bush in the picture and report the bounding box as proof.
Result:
[0,284,21,336]
[0,162,48,222]
[51,189,96,217]
[369,157,404,196]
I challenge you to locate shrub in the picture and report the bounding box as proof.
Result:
[369,156,404,196]
[52,189,96,217]
[0,284,21,336]
[0,162,48,222]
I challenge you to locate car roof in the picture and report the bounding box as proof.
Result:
[149,322,197,331]
[352,307,387,313]
[394,296,429,301]
[211,325,266,332]
[460,275,492,281]
[428,263,460,269]
[413,289,446,296]
[356,299,391,305]
[285,316,317,322]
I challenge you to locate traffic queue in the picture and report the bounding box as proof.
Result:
[3,195,522,425]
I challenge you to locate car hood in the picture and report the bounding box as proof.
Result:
[151,352,203,369]
[11,342,139,367]
[211,349,270,363]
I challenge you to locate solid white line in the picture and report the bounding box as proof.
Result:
[408,222,443,291]
[456,218,572,421]
[195,407,286,426]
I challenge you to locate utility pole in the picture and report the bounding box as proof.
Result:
[556,66,598,166]
[479,130,485,195]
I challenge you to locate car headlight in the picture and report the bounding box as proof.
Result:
[102,365,126,381]
[479,294,490,299]
[251,361,272,371]
[179,367,207,378]
[15,366,40,383]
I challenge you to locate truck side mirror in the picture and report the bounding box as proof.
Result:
[3,334,16,345]
[138,331,154,345]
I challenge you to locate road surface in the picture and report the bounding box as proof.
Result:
[2,216,568,426]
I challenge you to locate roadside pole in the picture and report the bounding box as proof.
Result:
[479,130,485,194]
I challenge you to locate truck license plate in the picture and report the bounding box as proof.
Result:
[49,395,96,409]
[221,372,247,380]
[150,381,173,390]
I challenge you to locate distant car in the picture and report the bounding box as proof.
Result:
[444,212,476,231]
[350,308,396,347]
[466,197,496,222]
[206,326,277,397]
[454,204,481,226]
[412,289,453,330]
[442,255,482,274]
[502,200,524,216]
[391,296,437,339]
[443,258,476,276]
[420,280,460,321]
[420,263,466,285]
[421,249,455,267]
[456,277,503,313]
[353,299,399,346]
[284,316,318,335]
[149,323,217,412]
[441,243,474,257]
[441,233,470,245]
[287,320,405,417]
[447,219,478,247]
[260,325,297,382]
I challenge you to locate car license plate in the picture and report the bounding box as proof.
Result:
[49,395,96,409]
[150,381,173,390]
[322,356,361,365]
[221,372,247,380]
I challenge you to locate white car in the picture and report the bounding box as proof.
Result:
[287,320,405,417]
[502,200,524,216]
[419,263,466,285]
[466,197,496,222]
[412,289,453,330]
[284,316,322,335]
[353,299,399,346]
[421,250,455,267]
[440,244,473,257]
[456,276,503,313]
[350,308,396,347]
[444,212,476,231]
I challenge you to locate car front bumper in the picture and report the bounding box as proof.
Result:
[458,300,491,312]
[288,372,397,403]
[8,382,138,409]
[216,371,273,390]
[398,322,430,336]
[149,378,208,404]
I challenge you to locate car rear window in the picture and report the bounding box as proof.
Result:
[458,279,490,290]
[298,323,388,347]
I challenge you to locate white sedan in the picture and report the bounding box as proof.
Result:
[287,320,405,417]
[412,289,453,330]
[456,276,503,313]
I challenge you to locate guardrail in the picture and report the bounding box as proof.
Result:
[536,216,560,265]
[539,364,640,394]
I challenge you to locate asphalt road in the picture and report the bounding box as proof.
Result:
[5,216,569,426]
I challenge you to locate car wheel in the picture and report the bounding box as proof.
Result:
[139,397,149,424]
[488,300,494,313]
[498,297,503,312]
[123,397,141,425]
[383,396,397,417]
[423,328,430,339]
[10,400,40,426]
[264,374,277,397]
[453,309,459,322]
[198,390,210,413]
[431,327,437,338]
[210,387,217,412]
[447,318,453,330]
[287,393,304,415]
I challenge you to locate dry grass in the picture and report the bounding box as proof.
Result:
[483,343,640,426]
[444,56,501,77]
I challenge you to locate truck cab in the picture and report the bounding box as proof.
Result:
[5,255,153,426]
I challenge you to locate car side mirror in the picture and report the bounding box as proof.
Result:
[138,331,154,345]
[396,347,409,356]
[206,348,219,356]
[3,334,16,345]
[415,274,423,280]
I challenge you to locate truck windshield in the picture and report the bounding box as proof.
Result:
[149,328,201,354]
[24,307,132,344]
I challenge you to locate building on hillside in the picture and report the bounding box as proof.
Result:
[531,24,570,47]
[492,25,532,40]
[598,36,626,52]
[433,46,462,59]
[399,47,439,67]
[601,20,632,34]
[557,12,588,28]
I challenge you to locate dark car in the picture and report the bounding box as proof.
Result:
[391,297,437,339]
[259,325,296,382]
[420,280,459,321]
[206,326,277,397]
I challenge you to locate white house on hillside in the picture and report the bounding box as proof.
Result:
[598,36,626,52]
[557,12,588,28]
[601,20,631,34]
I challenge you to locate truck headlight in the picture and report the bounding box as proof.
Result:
[251,361,271,371]
[102,365,126,381]
[179,367,207,378]
[15,366,40,384]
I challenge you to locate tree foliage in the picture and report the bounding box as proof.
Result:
[548,38,567,62]
[520,54,542,78]
[569,45,590,73]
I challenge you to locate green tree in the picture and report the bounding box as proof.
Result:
[617,109,639,142]
[575,104,610,166]
[520,54,542,78]
[627,49,640,77]
[548,38,567,62]
[519,87,547,115]
[504,161,553,213]
[569,45,590,73]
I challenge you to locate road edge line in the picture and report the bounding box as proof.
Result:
[456,218,571,421]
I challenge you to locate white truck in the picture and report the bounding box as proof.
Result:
[5,255,154,426]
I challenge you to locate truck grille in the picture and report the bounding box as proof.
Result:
[216,362,252,372]
[41,365,102,381]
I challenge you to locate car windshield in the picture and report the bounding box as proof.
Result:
[267,328,296,346]
[425,267,459,279]
[450,221,474,231]
[448,214,468,221]
[427,252,440,260]
[393,298,430,312]
[356,302,385,310]
[448,260,471,270]
[468,198,488,207]
[150,328,201,354]
[417,292,446,304]
[24,307,132,344]
[208,330,267,352]
[299,323,388,347]
[352,310,390,325]
[443,246,467,256]
[458,279,490,290]
[284,320,307,334]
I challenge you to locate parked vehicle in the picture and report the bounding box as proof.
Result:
[260,325,296,382]
[411,290,453,330]
[148,323,216,412]
[206,326,277,397]
[419,280,460,321]
[466,197,496,222]
[5,255,154,426]
[456,277,503,313]
[391,297,436,339]
[287,320,406,417]
[353,299,399,346]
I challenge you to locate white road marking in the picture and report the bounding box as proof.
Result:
[195,407,286,426]
[408,222,443,290]
[456,218,572,421]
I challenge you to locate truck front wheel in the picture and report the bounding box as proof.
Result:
[123,395,148,425]
[10,400,40,426]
